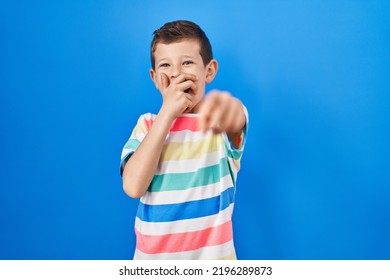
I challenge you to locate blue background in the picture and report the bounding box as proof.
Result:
[1,0,389,260]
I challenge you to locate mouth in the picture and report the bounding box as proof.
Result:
[185,87,196,95]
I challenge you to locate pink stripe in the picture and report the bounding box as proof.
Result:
[170,116,199,132]
[135,220,233,254]
[143,116,199,132]
[143,118,154,131]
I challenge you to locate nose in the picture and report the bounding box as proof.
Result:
[170,65,180,79]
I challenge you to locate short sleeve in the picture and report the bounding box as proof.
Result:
[119,114,152,176]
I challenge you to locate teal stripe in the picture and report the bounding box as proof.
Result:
[148,157,231,192]
[224,141,242,160]
[228,149,242,160]
[124,139,140,150]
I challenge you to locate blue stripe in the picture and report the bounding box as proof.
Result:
[136,187,235,222]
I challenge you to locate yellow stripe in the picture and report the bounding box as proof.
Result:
[133,124,146,136]
[161,135,224,161]
[233,159,241,170]
[215,252,237,260]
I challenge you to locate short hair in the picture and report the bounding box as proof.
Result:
[150,20,213,69]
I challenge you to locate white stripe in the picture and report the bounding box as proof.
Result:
[131,133,146,142]
[142,113,155,120]
[121,148,133,160]
[135,203,234,235]
[140,174,233,205]
[155,151,224,175]
[180,113,199,118]
[167,130,211,143]
[227,156,239,176]
[133,240,236,260]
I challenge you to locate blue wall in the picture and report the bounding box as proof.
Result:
[1,0,389,259]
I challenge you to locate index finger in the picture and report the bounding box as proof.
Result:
[174,73,198,84]
[160,72,170,91]
[198,91,219,133]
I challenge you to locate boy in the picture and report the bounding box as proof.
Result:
[120,20,248,260]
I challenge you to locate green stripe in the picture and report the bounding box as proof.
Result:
[124,139,140,150]
[148,157,231,192]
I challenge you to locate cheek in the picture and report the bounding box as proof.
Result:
[196,77,207,89]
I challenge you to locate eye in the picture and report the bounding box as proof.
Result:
[159,63,170,68]
[183,60,194,66]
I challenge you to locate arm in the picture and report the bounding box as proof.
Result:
[199,90,246,148]
[122,112,173,198]
[122,73,197,198]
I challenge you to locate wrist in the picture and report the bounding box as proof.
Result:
[157,106,176,125]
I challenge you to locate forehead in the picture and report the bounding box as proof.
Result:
[154,39,201,60]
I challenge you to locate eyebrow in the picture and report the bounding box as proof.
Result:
[156,57,168,64]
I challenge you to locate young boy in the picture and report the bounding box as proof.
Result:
[120,20,248,260]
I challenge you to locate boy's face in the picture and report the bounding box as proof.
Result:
[150,39,217,113]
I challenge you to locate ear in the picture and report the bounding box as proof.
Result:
[150,68,159,89]
[205,59,218,84]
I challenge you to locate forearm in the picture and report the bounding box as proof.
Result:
[225,99,246,148]
[226,98,246,133]
[122,110,174,198]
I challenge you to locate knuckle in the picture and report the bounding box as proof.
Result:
[221,92,231,100]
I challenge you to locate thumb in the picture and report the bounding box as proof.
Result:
[160,73,169,90]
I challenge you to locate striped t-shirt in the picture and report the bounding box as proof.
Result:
[120,110,248,260]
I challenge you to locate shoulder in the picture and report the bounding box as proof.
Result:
[136,112,158,125]
[138,112,157,120]
[134,113,158,132]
